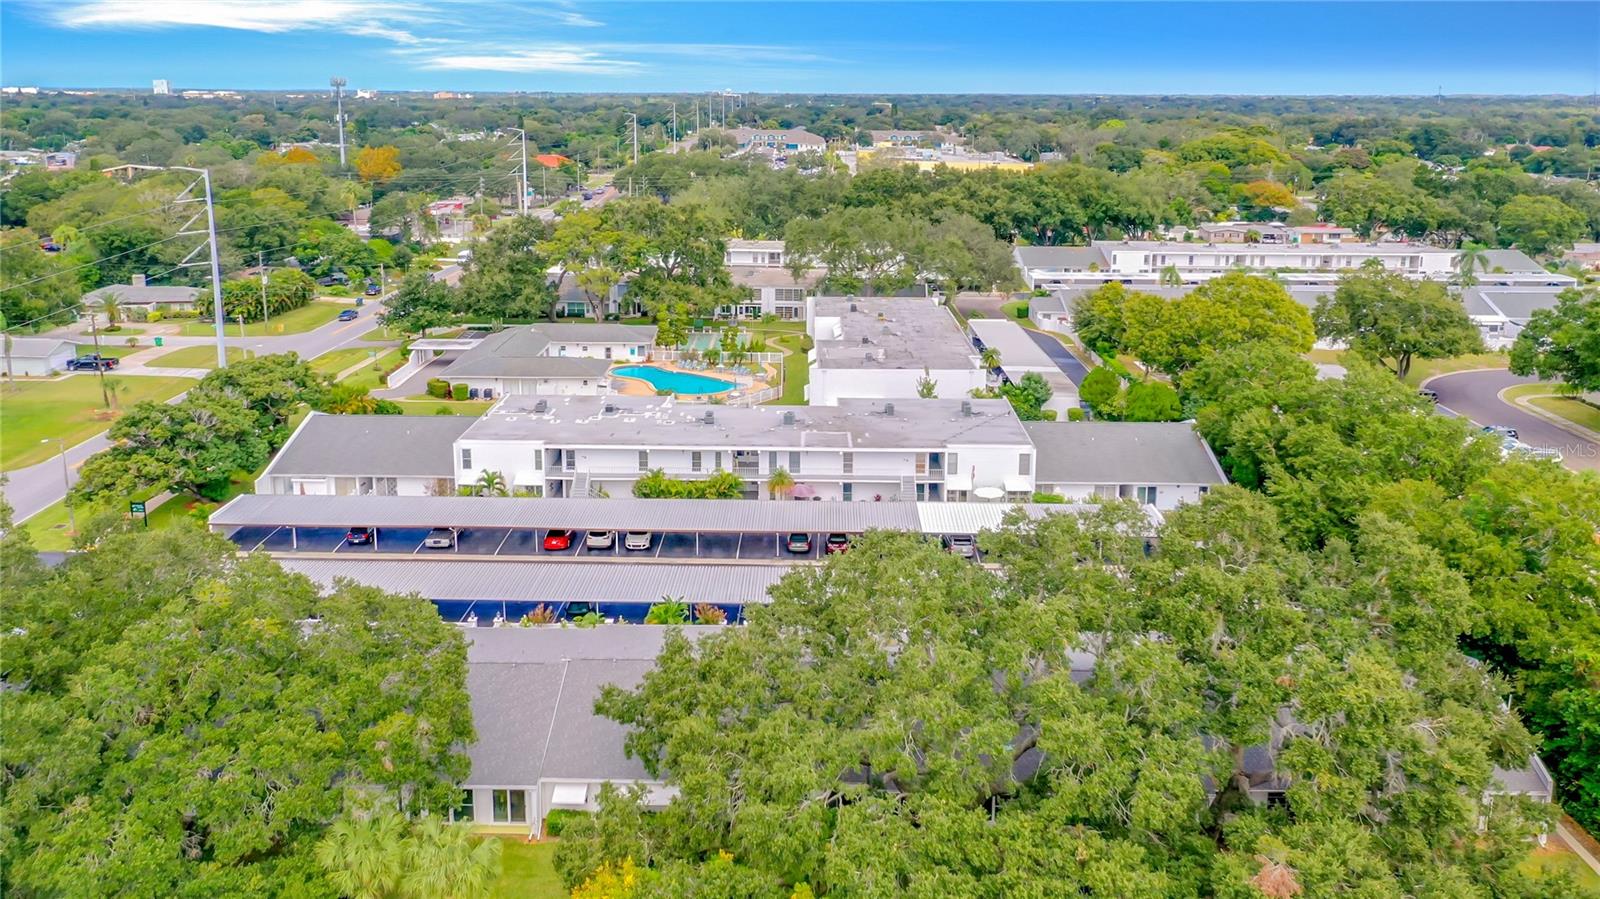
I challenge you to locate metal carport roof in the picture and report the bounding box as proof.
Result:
[280,558,790,605]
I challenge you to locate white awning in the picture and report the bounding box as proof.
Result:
[1003,475,1032,493]
[549,783,589,807]
[945,472,973,492]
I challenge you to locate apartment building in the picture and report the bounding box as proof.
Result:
[457,394,1036,502]
[1014,241,1577,291]
[386,324,656,397]
[805,295,986,405]
[255,414,471,497]
[729,127,826,153]
[723,239,822,319]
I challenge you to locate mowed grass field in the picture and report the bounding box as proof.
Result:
[1,375,195,470]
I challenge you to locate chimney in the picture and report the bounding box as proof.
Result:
[883,403,895,416]
[130,273,147,287]
[961,400,973,416]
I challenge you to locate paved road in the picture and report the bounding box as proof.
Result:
[3,298,391,523]
[1024,328,1090,385]
[1425,368,1600,472]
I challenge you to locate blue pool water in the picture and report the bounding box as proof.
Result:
[612,365,736,395]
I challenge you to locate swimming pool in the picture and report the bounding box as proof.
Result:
[611,365,736,395]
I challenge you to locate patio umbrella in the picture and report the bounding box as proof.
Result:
[790,483,817,499]
[973,486,1005,501]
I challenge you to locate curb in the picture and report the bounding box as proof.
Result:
[1498,386,1600,444]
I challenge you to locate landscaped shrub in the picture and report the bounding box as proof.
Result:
[1031,491,1066,504]
[450,383,469,401]
[521,605,557,626]
[694,603,728,624]
[544,808,591,838]
[1067,407,1085,421]
[426,378,450,398]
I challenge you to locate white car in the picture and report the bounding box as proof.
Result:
[423,527,456,549]
[584,530,615,549]
[943,534,976,558]
[624,531,652,551]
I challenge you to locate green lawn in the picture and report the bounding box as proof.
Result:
[147,345,247,370]
[81,326,145,337]
[0,375,196,470]
[1000,299,1030,320]
[1405,351,1509,386]
[340,349,403,391]
[177,301,346,337]
[1519,844,1600,891]
[392,399,494,416]
[488,839,564,899]
[21,500,78,551]
[311,347,378,377]
[758,330,810,404]
[72,344,143,359]
[1502,383,1600,434]
[360,324,407,342]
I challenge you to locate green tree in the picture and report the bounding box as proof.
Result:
[382,271,456,336]
[1455,240,1490,287]
[978,346,1001,370]
[1497,194,1585,257]
[1,526,475,895]
[999,370,1053,420]
[1079,366,1122,414]
[475,469,509,497]
[1121,380,1182,421]
[317,808,502,899]
[915,367,938,398]
[644,600,690,625]
[1509,287,1600,391]
[458,215,557,321]
[1121,273,1316,376]
[1314,268,1483,381]
[766,467,795,500]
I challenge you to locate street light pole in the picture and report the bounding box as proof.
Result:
[43,438,75,535]
[259,250,269,329]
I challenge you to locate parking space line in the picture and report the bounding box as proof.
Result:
[253,527,278,552]
[653,538,662,558]
[494,530,512,555]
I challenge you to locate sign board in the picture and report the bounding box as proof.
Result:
[128,501,146,514]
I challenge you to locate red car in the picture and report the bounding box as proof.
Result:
[542,529,575,551]
[824,533,851,554]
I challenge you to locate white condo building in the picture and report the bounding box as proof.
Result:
[805,295,987,405]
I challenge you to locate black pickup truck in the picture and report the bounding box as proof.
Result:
[67,353,120,371]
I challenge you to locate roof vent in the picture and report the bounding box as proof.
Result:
[702,410,715,425]
[860,336,870,345]
[534,399,549,413]
[883,402,895,416]
[782,411,795,426]
[961,400,973,416]
[849,303,858,312]
[603,403,616,415]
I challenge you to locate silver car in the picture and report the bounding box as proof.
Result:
[423,527,456,549]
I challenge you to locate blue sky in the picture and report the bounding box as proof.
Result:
[2,1,1597,95]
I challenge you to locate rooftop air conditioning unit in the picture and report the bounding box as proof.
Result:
[703,410,715,425]
[782,411,795,425]
[961,400,973,416]
[883,403,895,416]
[534,399,549,413]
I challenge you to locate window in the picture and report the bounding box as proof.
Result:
[492,789,527,823]
[691,451,703,472]
[774,288,805,303]
[535,451,543,471]
[638,450,650,472]
[842,452,853,475]
[766,252,782,265]
[1136,486,1159,506]
[1018,453,1031,476]
[460,448,472,470]
[842,483,854,501]
[946,452,958,474]
[788,451,802,474]
[452,789,475,823]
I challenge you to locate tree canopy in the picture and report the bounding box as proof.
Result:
[1313,266,1483,381]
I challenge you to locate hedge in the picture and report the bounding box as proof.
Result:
[426,378,450,398]
[544,808,591,838]
[450,383,469,401]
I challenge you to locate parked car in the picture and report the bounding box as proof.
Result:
[315,272,349,287]
[824,533,851,554]
[337,309,359,322]
[1418,387,1439,402]
[1482,425,1518,441]
[345,527,373,545]
[39,241,61,253]
[624,531,652,551]
[67,354,119,371]
[364,282,381,296]
[423,527,456,549]
[584,530,615,550]
[942,534,976,558]
[581,189,594,201]
[785,532,812,554]
[542,529,574,551]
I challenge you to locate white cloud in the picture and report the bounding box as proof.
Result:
[419,47,644,74]
[47,0,424,35]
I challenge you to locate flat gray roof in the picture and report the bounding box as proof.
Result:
[1014,246,1111,270]
[1461,286,1565,321]
[211,494,1098,535]
[264,413,472,479]
[728,266,823,289]
[440,327,622,380]
[811,295,976,370]
[1478,248,1545,274]
[1024,421,1226,486]
[969,319,1056,371]
[1046,284,1325,311]
[462,395,1031,450]
[281,558,790,604]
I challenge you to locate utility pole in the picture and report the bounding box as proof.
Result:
[695,98,700,132]
[671,102,677,144]
[87,309,110,409]
[259,250,269,328]
[331,77,348,167]
[628,113,639,165]
[171,166,229,368]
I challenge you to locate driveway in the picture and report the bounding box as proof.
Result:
[1024,329,1090,386]
[1424,369,1600,472]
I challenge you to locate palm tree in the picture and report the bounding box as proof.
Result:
[1456,242,1490,288]
[316,811,406,899]
[474,470,508,497]
[766,466,795,500]
[979,346,1002,371]
[400,817,502,899]
[1159,265,1183,288]
[100,291,123,332]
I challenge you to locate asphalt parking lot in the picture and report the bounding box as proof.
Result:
[227,526,849,561]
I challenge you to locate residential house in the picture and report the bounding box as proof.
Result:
[1023,421,1227,511]
[82,275,201,319]
[805,295,986,405]
[254,413,473,497]
[388,324,655,398]
[729,127,826,154]
[1,337,77,376]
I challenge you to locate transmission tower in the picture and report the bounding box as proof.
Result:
[331,77,348,167]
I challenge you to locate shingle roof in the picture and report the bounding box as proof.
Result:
[463,626,718,786]
[83,284,200,305]
[1478,248,1545,274]
[1014,246,1111,271]
[3,337,75,358]
[1461,287,1565,321]
[1025,421,1226,486]
[438,325,651,380]
[264,413,471,478]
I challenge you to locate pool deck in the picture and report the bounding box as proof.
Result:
[611,359,776,399]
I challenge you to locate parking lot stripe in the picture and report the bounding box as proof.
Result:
[254,527,278,552]
[493,529,512,555]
